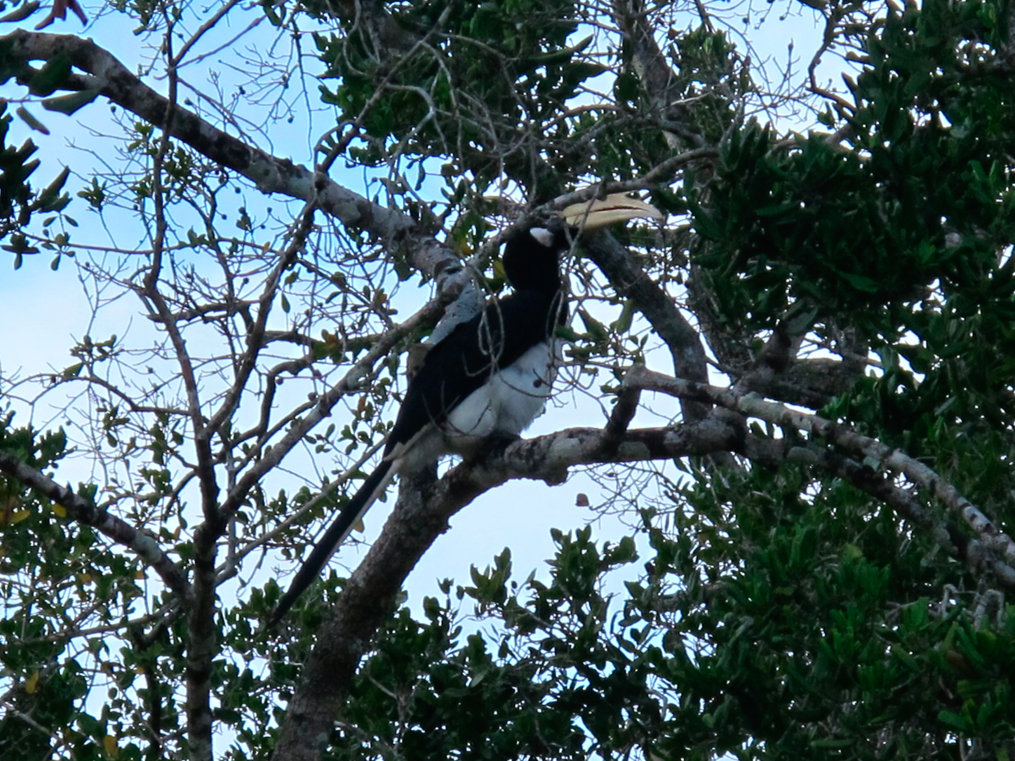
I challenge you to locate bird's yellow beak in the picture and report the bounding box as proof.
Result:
[562,193,665,231]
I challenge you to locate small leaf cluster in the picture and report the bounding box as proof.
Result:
[0,104,72,266]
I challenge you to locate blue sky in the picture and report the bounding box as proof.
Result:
[0,0,839,613]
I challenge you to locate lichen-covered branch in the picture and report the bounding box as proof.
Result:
[627,366,1015,582]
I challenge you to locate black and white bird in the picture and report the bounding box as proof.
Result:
[271,195,662,623]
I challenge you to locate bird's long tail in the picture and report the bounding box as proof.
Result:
[270,459,396,624]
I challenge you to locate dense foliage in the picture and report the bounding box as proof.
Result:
[1,0,1014,759]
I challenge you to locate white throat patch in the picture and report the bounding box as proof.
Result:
[529,227,554,248]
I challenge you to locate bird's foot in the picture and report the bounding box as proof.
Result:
[486,431,523,450]
[461,431,522,463]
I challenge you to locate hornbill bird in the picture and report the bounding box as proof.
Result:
[271,194,662,623]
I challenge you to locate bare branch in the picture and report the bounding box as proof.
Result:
[218,292,450,522]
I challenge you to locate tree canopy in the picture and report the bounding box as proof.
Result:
[2,0,1015,759]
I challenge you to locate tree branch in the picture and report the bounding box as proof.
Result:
[627,366,1015,580]
[2,29,463,284]
[0,450,191,598]
[582,233,711,422]
[610,0,704,150]
[272,412,742,760]
[218,292,449,522]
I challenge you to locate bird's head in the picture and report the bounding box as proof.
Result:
[502,194,664,294]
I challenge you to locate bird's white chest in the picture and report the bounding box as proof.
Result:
[442,340,558,451]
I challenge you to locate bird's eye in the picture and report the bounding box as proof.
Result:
[529,227,555,248]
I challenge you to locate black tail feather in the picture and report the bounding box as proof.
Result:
[269,460,394,625]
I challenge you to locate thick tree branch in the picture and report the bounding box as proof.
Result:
[627,366,1015,580]
[272,412,742,760]
[2,29,462,283]
[139,27,215,758]
[743,432,1014,585]
[796,446,1011,585]
[582,233,711,422]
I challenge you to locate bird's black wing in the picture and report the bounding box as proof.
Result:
[384,288,560,453]
[270,289,560,624]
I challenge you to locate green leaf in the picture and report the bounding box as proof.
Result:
[42,88,101,116]
[937,710,970,733]
[15,106,49,135]
[29,52,73,96]
[0,1,41,23]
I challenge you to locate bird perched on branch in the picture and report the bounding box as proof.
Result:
[271,194,663,623]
